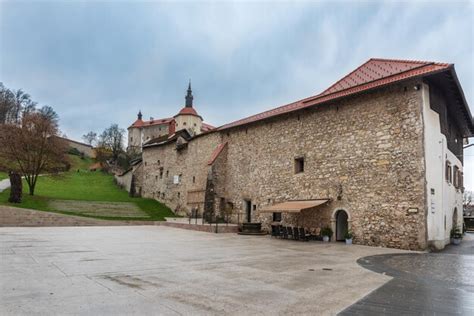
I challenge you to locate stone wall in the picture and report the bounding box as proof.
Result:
[142,132,221,216]
[142,80,428,250]
[115,169,132,192]
[221,81,426,250]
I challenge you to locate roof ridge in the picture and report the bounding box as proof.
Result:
[306,62,435,104]
[369,57,450,67]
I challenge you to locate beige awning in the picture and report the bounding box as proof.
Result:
[260,199,330,213]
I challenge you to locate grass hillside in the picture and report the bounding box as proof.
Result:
[0,155,174,221]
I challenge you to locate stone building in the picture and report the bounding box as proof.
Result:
[127,82,214,153]
[129,58,473,251]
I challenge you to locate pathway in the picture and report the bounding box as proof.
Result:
[0,178,10,193]
[340,233,474,315]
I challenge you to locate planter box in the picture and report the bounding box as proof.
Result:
[345,238,353,245]
[322,236,330,242]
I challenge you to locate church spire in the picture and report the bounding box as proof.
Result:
[185,80,193,108]
[137,110,142,120]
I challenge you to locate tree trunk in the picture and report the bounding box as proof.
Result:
[8,172,22,203]
[28,182,36,196]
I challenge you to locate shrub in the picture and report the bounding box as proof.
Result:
[67,147,81,156]
[450,226,463,239]
[321,226,333,237]
[344,230,353,239]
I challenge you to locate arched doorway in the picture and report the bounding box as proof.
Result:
[335,210,348,241]
[452,207,458,230]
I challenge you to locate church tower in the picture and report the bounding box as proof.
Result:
[174,81,203,135]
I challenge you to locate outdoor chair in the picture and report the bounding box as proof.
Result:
[271,225,278,237]
[275,225,281,238]
[299,227,311,241]
[280,226,288,239]
[286,227,293,239]
[292,227,300,240]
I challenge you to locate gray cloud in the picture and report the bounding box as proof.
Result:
[1,0,472,189]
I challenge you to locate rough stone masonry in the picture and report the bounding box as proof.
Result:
[133,59,473,251]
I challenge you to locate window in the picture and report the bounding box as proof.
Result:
[161,192,165,199]
[183,122,187,126]
[295,157,305,173]
[192,176,195,183]
[273,212,282,222]
[155,175,158,180]
[166,170,169,177]
[445,161,452,183]
[159,167,164,179]
[453,166,459,188]
[157,160,160,165]
[131,137,133,142]
[194,123,197,127]
[177,192,181,198]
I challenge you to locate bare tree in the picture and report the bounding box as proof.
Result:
[82,131,97,146]
[99,124,125,160]
[0,83,36,124]
[0,110,68,195]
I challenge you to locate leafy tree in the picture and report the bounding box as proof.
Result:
[0,109,68,195]
[82,131,97,146]
[99,124,125,160]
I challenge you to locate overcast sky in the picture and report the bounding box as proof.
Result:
[1,0,473,190]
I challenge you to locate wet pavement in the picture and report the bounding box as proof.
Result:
[0,225,409,315]
[340,233,474,315]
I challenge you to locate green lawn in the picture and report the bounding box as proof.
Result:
[0,172,7,181]
[0,155,174,221]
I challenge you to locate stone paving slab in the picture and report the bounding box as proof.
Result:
[0,226,410,315]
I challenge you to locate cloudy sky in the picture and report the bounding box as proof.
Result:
[1,0,473,189]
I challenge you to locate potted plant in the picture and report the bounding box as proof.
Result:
[450,226,463,245]
[344,230,353,245]
[321,226,333,242]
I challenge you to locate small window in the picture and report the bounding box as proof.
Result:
[194,123,197,127]
[453,166,459,188]
[155,175,158,180]
[445,161,452,183]
[183,122,187,126]
[162,192,165,199]
[295,157,305,173]
[192,176,195,183]
[273,212,282,222]
[177,192,181,198]
[157,160,160,165]
[166,170,169,177]
[159,167,164,179]
[131,137,133,142]
[144,161,147,166]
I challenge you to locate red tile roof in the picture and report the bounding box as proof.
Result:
[218,58,452,131]
[175,107,201,118]
[201,122,215,132]
[208,142,227,165]
[129,117,173,128]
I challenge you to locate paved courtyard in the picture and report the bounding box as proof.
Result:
[0,226,409,315]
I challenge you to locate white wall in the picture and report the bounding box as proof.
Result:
[422,83,464,250]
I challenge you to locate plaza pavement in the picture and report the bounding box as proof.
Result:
[0,225,410,315]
